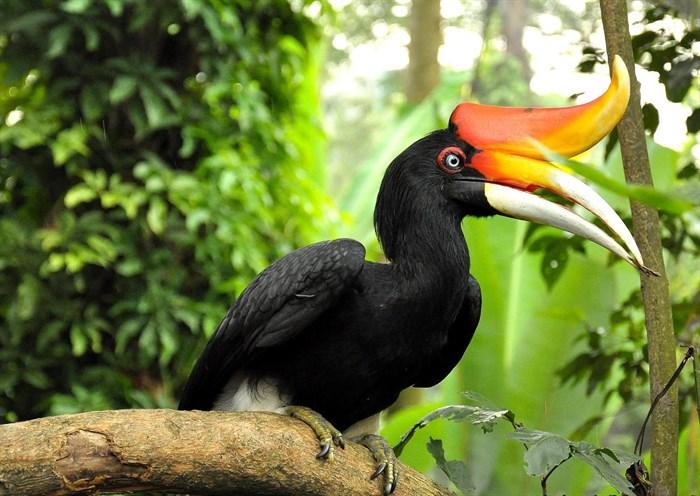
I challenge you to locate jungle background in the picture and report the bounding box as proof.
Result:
[0,0,698,494]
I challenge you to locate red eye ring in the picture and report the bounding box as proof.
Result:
[436,147,466,174]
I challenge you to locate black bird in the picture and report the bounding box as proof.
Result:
[179,56,650,494]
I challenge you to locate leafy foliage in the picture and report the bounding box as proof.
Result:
[508,428,639,495]
[397,393,640,496]
[0,0,331,421]
[394,393,517,456]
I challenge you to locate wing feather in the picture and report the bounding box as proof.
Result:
[178,239,365,410]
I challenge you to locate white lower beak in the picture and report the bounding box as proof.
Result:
[484,183,656,275]
[547,168,645,268]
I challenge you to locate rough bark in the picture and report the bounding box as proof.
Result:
[0,409,450,496]
[599,1,679,495]
[406,0,442,104]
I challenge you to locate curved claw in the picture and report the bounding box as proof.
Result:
[334,433,346,449]
[389,471,398,495]
[316,442,331,459]
[384,462,397,495]
[353,433,399,495]
[371,461,387,480]
[286,406,343,462]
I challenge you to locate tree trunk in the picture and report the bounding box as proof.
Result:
[406,0,442,104]
[500,0,531,82]
[0,409,450,496]
[598,1,679,495]
[470,0,499,98]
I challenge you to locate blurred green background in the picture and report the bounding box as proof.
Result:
[0,0,698,494]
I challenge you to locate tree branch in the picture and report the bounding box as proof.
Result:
[598,1,679,494]
[0,409,450,496]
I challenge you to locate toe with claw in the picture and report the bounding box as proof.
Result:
[286,405,345,461]
[354,433,399,495]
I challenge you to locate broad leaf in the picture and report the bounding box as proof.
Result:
[523,435,571,477]
[509,428,638,495]
[426,438,474,495]
[395,403,514,456]
[110,76,139,104]
[572,443,637,496]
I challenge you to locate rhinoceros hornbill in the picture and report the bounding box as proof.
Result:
[179,56,652,493]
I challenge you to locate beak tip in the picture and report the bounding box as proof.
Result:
[611,54,631,104]
[638,263,660,277]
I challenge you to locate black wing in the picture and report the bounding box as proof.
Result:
[178,239,365,410]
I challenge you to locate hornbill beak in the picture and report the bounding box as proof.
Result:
[451,55,652,274]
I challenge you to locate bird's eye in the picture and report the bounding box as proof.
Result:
[437,147,466,174]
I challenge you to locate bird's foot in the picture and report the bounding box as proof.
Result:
[285,405,345,461]
[352,433,398,495]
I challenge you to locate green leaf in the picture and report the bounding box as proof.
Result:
[279,35,306,57]
[86,235,117,260]
[70,324,88,356]
[146,197,167,234]
[508,427,553,445]
[173,307,200,332]
[16,275,40,320]
[159,326,178,366]
[540,241,569,290]
[65,184,97,208]
[104,0,124,16]
[47,24,73,58]
[110,76,138,104]
[138,321,158,358]
[426,438,473,495]
[23,369,51,389]
[572,443,637,495]
[522,433,571,476]
[51,126,89,165]
[3,11,56,34]
[115,318,144,354]
[82,24,100,51]
[81,86,104,121]
[140,85,176,130]
[115,257,142,277]
[509,428,638,494]
[395,403,514,456]
[536,142,695,214]
[61,0,92,14]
